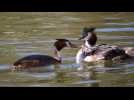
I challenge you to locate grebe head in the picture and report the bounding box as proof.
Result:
[79,27,97,47]
[54,39,77,51]
[79,27,96,40]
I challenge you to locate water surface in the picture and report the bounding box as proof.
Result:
[0,12,134,87]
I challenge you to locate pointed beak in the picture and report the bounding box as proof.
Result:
[70,43,78,48]
[78,36,85,40]
[78,32,87,40]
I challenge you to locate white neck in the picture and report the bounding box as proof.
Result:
[76,40,90,64]
[53,47,62,62]
[84,32,95,48]
[76,39,94,64]
[76,48,85,64]
[85,40,92,48]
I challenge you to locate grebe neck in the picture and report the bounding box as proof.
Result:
[85,40,92,48]
[53,47,62,62]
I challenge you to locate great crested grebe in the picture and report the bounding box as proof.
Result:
[12,39,76,71]
[76,27,134,64]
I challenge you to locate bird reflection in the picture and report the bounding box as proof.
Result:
[54,64,100,87]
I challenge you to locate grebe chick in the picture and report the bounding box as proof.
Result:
[12,39,77,71]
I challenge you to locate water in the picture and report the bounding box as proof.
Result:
[0,12,134,87]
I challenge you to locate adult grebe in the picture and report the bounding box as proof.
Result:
[12,39,76,71]
[76,27,134,64]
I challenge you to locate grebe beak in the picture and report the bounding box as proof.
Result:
[78,32,88,40]
[70,43,78,48]
[78,36,85,40]
[66,42,78,48]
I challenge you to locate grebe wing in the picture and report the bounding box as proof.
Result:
[94,45,126,60]
[84,44,126,60]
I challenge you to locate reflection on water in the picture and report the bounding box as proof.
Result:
[105,22,134,26]
[96,27,134,32]
[0,12,134,87]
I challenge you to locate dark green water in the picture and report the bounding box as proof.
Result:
[0,12,134,87]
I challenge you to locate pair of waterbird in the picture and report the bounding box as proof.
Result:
[12,27,134,71]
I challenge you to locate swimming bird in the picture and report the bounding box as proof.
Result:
[76,27,134,64]
[12,39,77,71]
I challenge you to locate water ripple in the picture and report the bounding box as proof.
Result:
[73,80,100,84]
[106,22,134,26]
[99,35,134,40]
[96,27,134,32]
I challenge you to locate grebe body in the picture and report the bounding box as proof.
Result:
[76,27,134,64]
